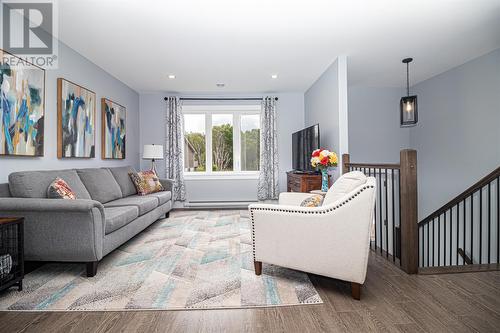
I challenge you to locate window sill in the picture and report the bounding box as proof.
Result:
[184,172,259,180]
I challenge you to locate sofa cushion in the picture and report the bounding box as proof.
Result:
[107,166,137,197]
[145,191,172,205]
[323,171,367,205]
[9,169,91,199]
[76,168,123,203]
[104,195,158,215]
[104,206,139,234]
[0,183,11,197]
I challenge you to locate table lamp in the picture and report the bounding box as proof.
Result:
[143,144,164,173]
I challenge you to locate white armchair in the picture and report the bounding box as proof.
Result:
[248,171,376,300]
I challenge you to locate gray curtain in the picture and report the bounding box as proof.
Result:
[165,97,186,201]
[257,97,279,200]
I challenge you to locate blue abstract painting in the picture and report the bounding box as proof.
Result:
[58,78,95,158]
[102,98,126,159]
[0,50,45,156]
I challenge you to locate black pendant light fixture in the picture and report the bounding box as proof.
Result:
[400,58,418,127]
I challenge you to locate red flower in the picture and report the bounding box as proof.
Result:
[312,149,322,157]
[320,156,329,165]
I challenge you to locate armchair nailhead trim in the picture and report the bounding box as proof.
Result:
[249,185,375,260]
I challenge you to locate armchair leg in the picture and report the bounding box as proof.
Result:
[165,211,170,218]
[254,261,262,276]
[351,282,361,300]
[86,261,98,277]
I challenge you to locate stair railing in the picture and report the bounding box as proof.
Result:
[418,166,500,273]
[342,149,418,274]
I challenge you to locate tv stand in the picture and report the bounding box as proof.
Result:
[287,171,331,193]
[290,170,319,175]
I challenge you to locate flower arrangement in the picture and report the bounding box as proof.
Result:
[311,148,338,192]
[310,149,338,169]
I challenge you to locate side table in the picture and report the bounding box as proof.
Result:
[0,217,24,292]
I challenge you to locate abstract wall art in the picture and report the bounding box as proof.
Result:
[101,98,126,159]
[0,49,45,156]
[57,78,96,158]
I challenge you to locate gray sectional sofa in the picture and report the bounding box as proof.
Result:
[0,166,173,277]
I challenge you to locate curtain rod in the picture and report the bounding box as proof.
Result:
[163,97,278,101]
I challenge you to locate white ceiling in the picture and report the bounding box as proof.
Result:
[58,0,500,93]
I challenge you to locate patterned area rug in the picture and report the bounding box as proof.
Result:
[0,210,322,310]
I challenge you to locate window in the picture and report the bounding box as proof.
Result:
[183,105,260,176]
[184,114,206,172]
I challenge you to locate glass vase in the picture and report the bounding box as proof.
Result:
[321,168,329,192]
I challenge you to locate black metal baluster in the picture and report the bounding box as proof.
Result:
[471,194,474,264]
[398,169,402,266]
[497,177,499,263]
[456,202,460,265]
[463,198,466,265]
[479,188,482,264]
[426,221,429,267]
[384,168,389,258]
[444,212,447,265]
[438,215,441,266]
[391,169,395,263]
[488,182,491,264]
[432,219,435,266]
[378,169,383,255]
[450,208,453,265]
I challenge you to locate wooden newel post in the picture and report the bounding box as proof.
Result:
[342,153,350,175]
[399,149,418,274]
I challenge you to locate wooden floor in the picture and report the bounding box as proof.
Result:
[0,253,499,333]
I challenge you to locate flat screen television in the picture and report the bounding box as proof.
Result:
[292,124,320,173]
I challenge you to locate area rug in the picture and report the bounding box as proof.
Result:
[0,210,322,310]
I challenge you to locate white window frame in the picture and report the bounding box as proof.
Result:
[183,104,261,180]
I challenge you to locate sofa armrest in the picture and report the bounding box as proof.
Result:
[278,192,317,206]
[0,197,104,212]
[0,198,105,262]
[159,178,174,192]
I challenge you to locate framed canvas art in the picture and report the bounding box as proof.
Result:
[0,49,45,156]
[101,98,126,159]
[57,78,96,158]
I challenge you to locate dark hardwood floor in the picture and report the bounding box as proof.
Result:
[0,253,499,332]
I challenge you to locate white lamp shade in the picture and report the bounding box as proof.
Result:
[143,144,164,159]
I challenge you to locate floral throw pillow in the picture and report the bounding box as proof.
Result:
[300,195,324,207]
[47,177,77,199]
[129,170,164,195]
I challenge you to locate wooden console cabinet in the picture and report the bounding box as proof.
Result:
[287,171,330,193]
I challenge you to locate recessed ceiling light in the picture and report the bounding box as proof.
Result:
[168,74,176,79]
[271,74,278,79]
[216,83,225,87]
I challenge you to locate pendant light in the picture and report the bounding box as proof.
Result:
[400,58,418,127]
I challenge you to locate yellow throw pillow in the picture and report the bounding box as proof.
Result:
[129,170,164,195]
[300,195,324,207]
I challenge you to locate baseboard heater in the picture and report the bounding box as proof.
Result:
[183,200,258,208]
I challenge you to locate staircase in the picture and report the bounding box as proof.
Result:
[343,151,499,274]
[418,166,500,274]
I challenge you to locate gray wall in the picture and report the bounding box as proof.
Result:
[348,86,410,163]
[305,59,339,155]
[304,58,350,179]
[410,48,500,219]
[139,92,305,203]
[0,41,140,183]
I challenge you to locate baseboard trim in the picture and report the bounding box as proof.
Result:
[182,201,257,209]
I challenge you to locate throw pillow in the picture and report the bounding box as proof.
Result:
[129,170,164,195]
[300,195,324,207]
[47,177,77,199]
